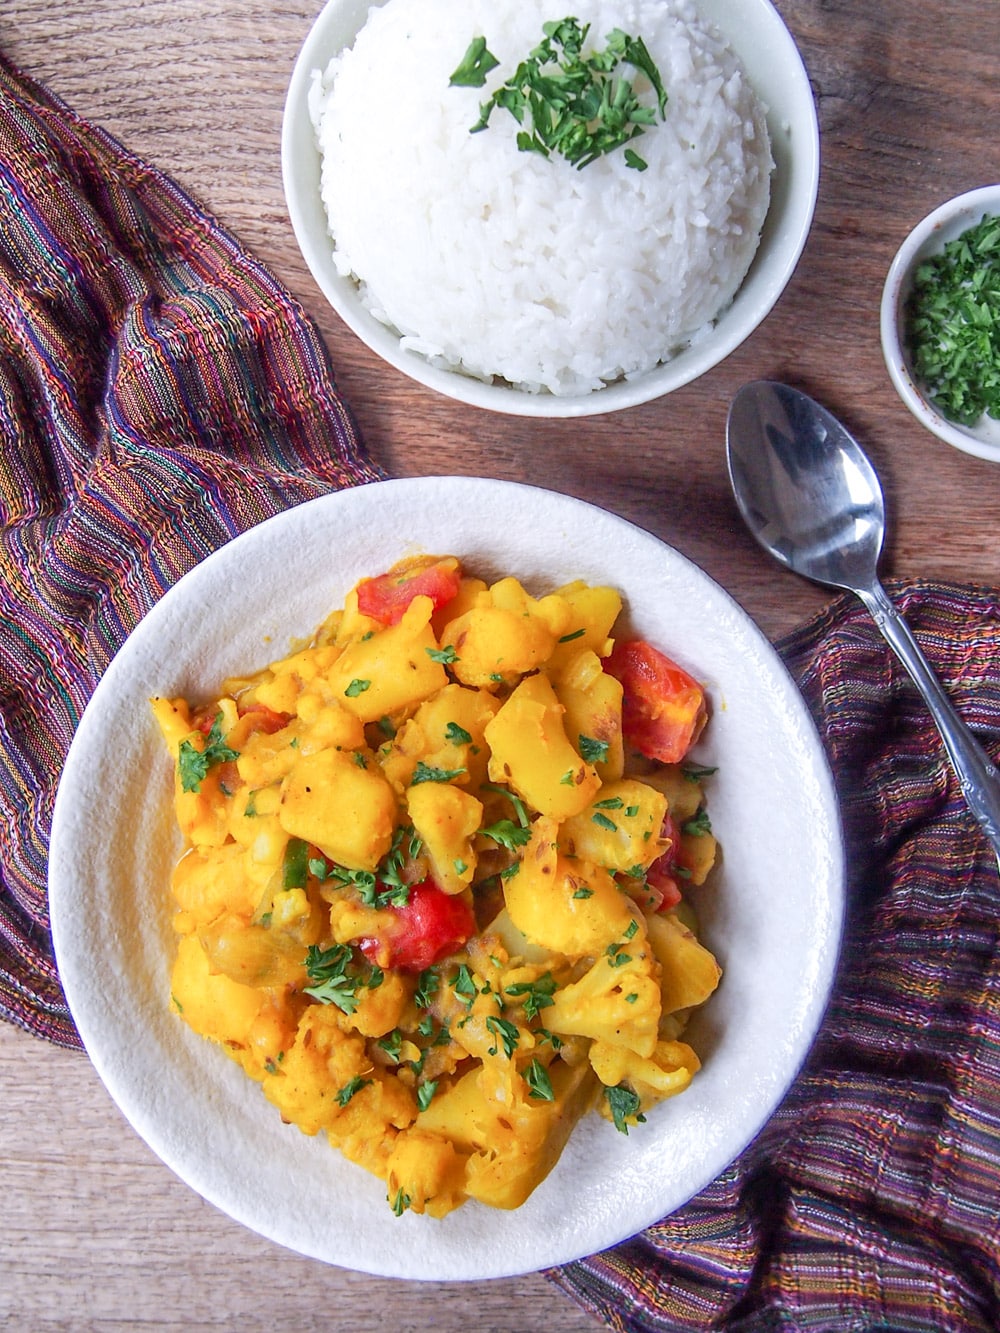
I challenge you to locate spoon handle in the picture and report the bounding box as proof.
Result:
[856,580,1000,864]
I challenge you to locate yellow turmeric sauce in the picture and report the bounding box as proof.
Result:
[152,556,721,1217]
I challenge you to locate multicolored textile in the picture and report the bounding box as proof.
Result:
[552,579,1000,1332]
[0,51,383,1047]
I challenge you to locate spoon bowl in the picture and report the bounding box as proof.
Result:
[727,379,1000,866]
[727,381,886,591]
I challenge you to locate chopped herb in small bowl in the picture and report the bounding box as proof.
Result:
[904,212,1000,427]
[881,184,1000,463]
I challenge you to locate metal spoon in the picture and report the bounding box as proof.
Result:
[727,379,1000,866]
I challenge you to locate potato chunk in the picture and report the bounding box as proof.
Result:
[485,673,600,820]
[503,816,635,957]
[278,747,397,870]
[326,595,448,722]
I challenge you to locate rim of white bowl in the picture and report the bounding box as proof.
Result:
[281,0,820,417]
[880,184,1000,463]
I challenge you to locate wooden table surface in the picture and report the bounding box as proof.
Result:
[2,1,999,1329]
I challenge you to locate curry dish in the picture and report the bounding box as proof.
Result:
[152,556,721,1217]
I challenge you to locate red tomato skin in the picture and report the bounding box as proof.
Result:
[356,559,461,626]
[604,639,707,764]
[237,703,291,735]
[645,812,683,912]
[358,880,475,973]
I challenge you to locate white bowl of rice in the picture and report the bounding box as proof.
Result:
[282,0,819,417]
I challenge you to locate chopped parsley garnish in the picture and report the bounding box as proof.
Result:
[377,1030,403,1063]
[414,968,440,1009]
[683,808,712,837]
[177,713,239,793]
[483,783,530,827]
[445,721,473,745]
[485,1015,521,1058]
[336,1075,371,1106]
[390,1187,411,1216]
[572,886,594,899]
[905,212,1000,425]
[417,1080,439,1111]
[504,971,557,1020]
[578,734,609,764]
[525,1058,555,1101]
[480,818,532,851]
[558,627,586,643]
[426,645,460,664]
[455,18,668,171]
[303,943,364,1014]
[344,678,371,697]
[448,34,500,87]
[411,761,466,785]
[452,964,478,1008]
[592,811,618,832]
[683,763,718,783]
[606,1082,646,1134]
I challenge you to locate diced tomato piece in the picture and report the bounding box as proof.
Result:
[645,812,683,912]
[237,703,291,735]
[356,557,461,626]
[604,639,707,764]
[358,879,475,973]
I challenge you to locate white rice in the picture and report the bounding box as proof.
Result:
[309,0,773,396]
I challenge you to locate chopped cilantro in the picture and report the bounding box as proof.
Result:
[336,1075,371,1107]
[504,971,557,1020]
[485,1015,520,1058]
[525,1058,555,1101]
[417,1080,438,1111]
[411,761,466,785]
[177,713,239,793]
[461,19,668,171]
[905,212,1000,425]
[578,734,609,764]
[448,34,500,87]
[414,969,439,1009]
[683,808,712,837]
[377,1030,403,1063]
[303,943,362,1014]
[606,1082,646,1134]
[480,818,531,851]
[452,964,478,1007]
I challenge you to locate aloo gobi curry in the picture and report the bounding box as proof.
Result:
[152,555,721,1217]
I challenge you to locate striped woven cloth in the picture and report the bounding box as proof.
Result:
[0,51,383,1046]
[552,579,1000,1332]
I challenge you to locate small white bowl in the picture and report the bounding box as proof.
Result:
[49,478,843,1279]
[880,184,1000,462]
[281,0,820,417]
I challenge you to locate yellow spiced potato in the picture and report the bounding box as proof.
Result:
[153,554,722,1218]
